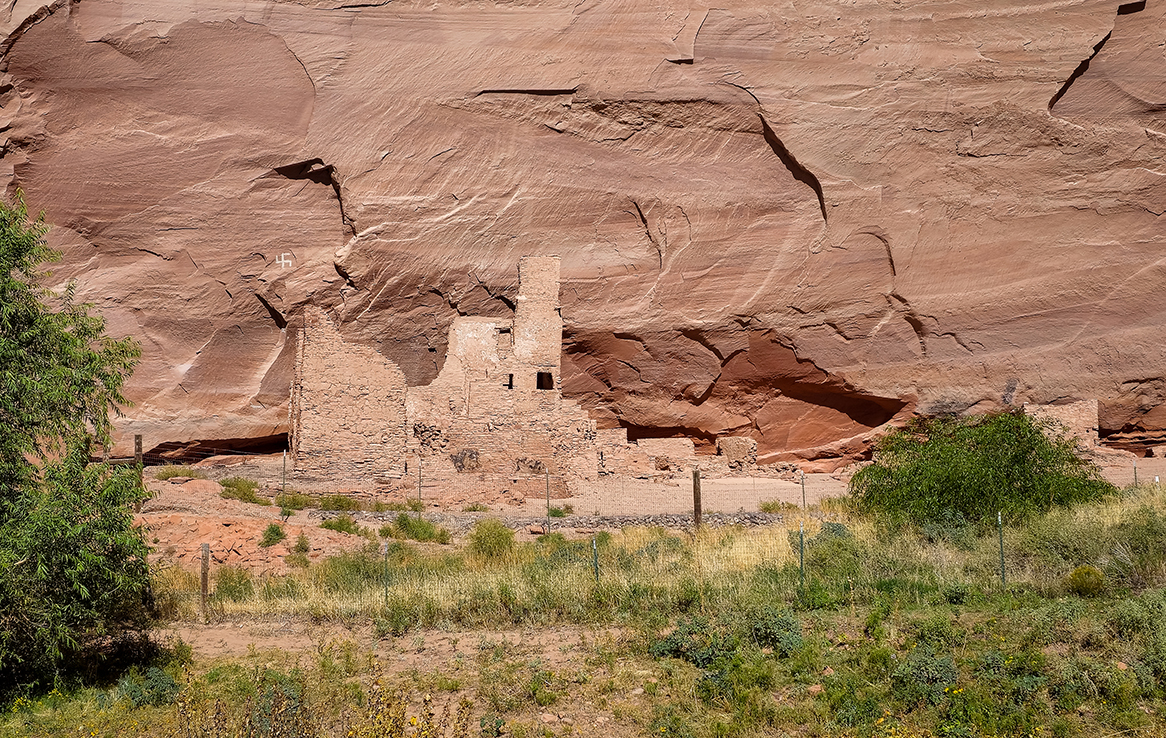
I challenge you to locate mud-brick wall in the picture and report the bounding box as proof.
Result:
[512,255,561,377]
[291,308,409,485]
[1023,400,1099,445]
[429,399,600,480]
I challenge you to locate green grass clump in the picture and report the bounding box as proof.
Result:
[219,477,267,506]
[292,533,310,554]
[213,566,253,602]
[462,503,489,512]
[319,495,362,512]
[547,505,571,518]
[379,513,451,544]
[468,519,514,560]
[274,491,314,510]
[153,465,206,480]
[258,524,286,548]
[759,499,798,514]
[850,410,1116,527]
[319,515,371,537]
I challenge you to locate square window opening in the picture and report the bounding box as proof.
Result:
[536,372,554,390]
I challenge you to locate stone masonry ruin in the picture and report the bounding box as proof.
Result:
[289,256,760,496]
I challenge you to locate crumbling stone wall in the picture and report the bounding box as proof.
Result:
[635,437,699,471]
[717,436,758,470]
[1023,399,1100,445]
[596,428,651,477]
[407,257,599,481]
[290,307,408,485]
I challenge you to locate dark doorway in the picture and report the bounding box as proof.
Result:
[536,372,554,390]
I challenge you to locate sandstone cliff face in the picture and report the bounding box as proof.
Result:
[3,0,1164,464]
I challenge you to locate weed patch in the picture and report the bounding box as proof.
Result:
[379,513,451,544]
[274,491,314,510]
[219,477,267,505]
[319,495,362,512]
[154,466,206,480]
[320,515,370,537]
[258,524,286,548]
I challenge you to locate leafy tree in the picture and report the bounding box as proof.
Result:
[849,411,1115,527]
[0,194,147,697]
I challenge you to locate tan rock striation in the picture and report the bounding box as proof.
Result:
[4,0,1166,465]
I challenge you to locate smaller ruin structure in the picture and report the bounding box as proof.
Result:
[289,256,760,496]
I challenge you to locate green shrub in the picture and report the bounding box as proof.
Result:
[920,509,976,548]
[469,519,514,560]
[548,506,568,518]
[650,616,737,668]
[292,533,310,554]
[319,495,362,511]
[912,613,963,649]
[380,513,451,544]
[285,553,310,569]
[891,647,958,708]
[806,522,862,580]
[320,514,364,535]
[115,666,180,707]
[1066,564,1105,597]
[748,606,803,657]
[943,582,974,605]
[462,502,489,512]
[259,523,286,548]
[275,491,314,510]
[154,465,206,480]
[220,476,267,505]
[850,411,1116,526]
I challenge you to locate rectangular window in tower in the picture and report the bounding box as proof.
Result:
[536,372,554,390]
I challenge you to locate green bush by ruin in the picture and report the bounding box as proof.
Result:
[849,410,1116,527]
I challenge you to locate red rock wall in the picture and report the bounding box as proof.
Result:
[5,0,1166,464]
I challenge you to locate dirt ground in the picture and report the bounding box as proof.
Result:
[163,618,654,735]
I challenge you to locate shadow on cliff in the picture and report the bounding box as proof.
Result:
[562,326,909,464]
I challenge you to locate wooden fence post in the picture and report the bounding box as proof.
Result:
[692,468,702,530]
[200,543,210,622]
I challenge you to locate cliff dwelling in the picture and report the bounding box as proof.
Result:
[289,256,760,496]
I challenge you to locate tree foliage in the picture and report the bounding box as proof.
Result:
[849,411,1116,526]
[0,194,147,697]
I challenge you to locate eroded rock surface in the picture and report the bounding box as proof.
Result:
[4,0,1165,464]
